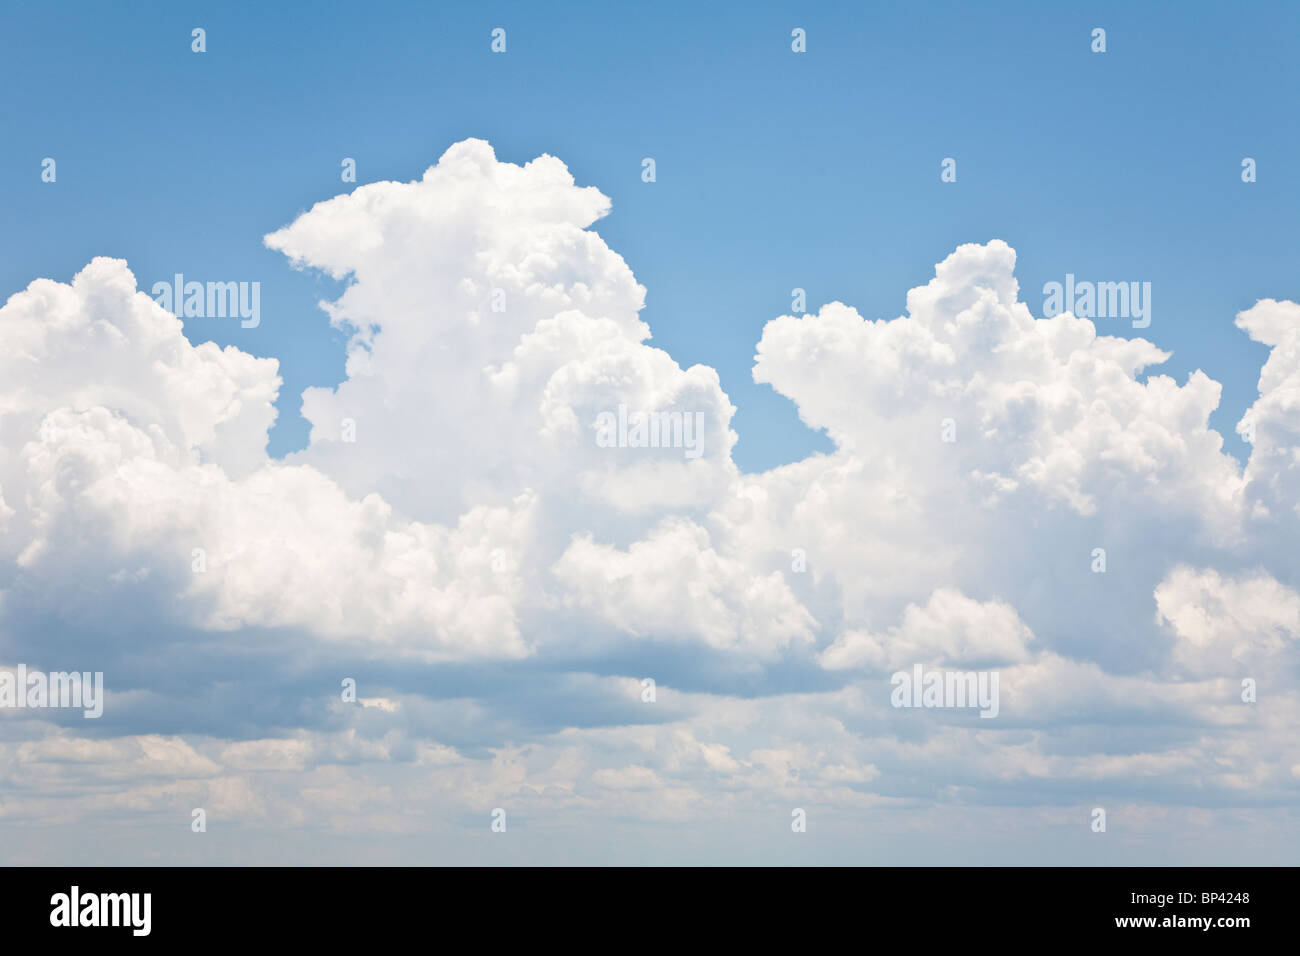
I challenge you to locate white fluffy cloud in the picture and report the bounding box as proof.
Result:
[1155,565,1300,680]
[1,140,1298,861]
[820,589,1034,672]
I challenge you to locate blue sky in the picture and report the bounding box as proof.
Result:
[5,0,1296,470]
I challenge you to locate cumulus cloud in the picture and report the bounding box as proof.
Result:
[820,589,1035,672]
[1155,565,1300,680]
[1,139,1298,862]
